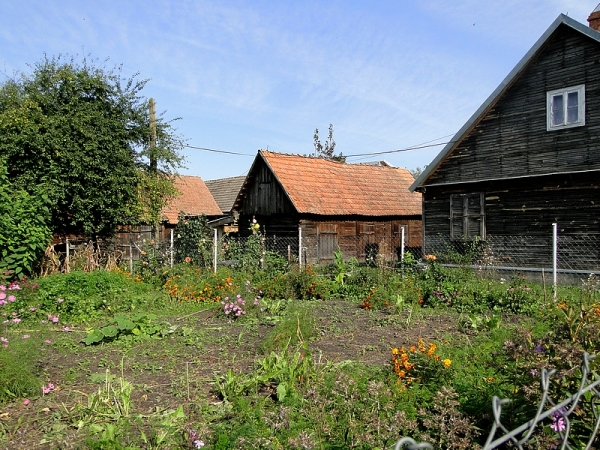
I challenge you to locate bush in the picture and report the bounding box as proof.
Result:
[0,164,52,279]
[163,265,237,303]
[20,270,161,323]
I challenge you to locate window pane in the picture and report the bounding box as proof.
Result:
[552,94,564,126]
[567,92,579,123]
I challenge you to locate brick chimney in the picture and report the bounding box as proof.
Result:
[588,4,600,31]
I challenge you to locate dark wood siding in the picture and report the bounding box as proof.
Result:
[426,26,600,186]
[238,158,295,216]
[424,172,600,237]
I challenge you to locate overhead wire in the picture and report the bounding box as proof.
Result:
[182,132,457,159]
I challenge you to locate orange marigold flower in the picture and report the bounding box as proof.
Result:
[424,254,436,261]
[391,348,399,355]
[184,257,191,263]
[410,346,417,353]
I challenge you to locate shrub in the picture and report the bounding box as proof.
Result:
[164,265,237,303]
[0,163,52,279]
[22,270,161,323]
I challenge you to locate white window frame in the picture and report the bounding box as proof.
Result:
[546,84,585,130]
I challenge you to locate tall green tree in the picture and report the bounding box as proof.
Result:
[0,55,184,239]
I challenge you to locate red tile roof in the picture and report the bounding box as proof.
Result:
[258,151,421,216]
[162,175,222,224]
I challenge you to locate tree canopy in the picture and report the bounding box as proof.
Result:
[0,55,184,239]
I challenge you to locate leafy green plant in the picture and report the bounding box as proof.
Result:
[26,270,163,323]
[83,313,176,345]
[174,213,213,267]
[0,163,52,279]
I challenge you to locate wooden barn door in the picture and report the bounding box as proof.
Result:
[317,223,338,262]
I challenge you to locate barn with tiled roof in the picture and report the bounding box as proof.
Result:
[233,151,422,263]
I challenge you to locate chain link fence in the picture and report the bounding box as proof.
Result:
[424,228,600,285]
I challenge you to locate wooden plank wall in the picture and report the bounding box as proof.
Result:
[423,173,600,267]
[426,26,600,186]
[238,158,295,216]
[300,219,423,264]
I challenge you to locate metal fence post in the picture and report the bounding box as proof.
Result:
[170,229,174,268]
[65,238,70,273]
[552,223,558,300]
[401,226,405,262]
[129,244,133,274]
[213,228,218,273]
[298,226,302,266]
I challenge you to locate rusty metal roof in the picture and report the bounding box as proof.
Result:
[249,151,421,216]
[162,175,222,224]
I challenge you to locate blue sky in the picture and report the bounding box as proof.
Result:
[0,1,595,180]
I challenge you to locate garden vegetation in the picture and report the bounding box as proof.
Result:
[0,245,598,448]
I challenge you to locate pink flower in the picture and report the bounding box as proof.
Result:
[51,316,59,323]
[29,307,36,312]
[0,293,5,300]
[62,326,70,332]
[57,298,64,303]
[44,339,51,344]
[0,337,8,343]
[12,318,21,324]
[7,295,15,302]
[11,312,17,316]
[41,386,50,394]
[22,335,30,339]
[23,399,30,406]
[0,286,5,291]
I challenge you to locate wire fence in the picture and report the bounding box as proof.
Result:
[43,223,600,286]
[424,227,600,285]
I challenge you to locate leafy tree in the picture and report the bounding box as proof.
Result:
[0,55,184,240]
[313,123,345,162]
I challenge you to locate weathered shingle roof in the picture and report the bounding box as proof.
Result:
[410,14,600,191]
[245,151,421,216]
[205,176,246,214]
[162,175,222,224]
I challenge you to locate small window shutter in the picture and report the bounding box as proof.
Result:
[450,195,464,239]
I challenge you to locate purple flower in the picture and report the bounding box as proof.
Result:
[550,408,567,432]
[534,343,545,353]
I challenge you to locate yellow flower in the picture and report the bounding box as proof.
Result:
[443,359,452,368]
[391,348,399,355]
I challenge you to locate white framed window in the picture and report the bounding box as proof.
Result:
[547,84,585,130]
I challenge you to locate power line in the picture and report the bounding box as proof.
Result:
[183,132,457,159]
[343,141,452,158]
[183,144,254,156]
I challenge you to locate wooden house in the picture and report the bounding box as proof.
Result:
[205,175,246,234]
[234,151,422,263]
[410,12,600,269]
[159,175,222,240]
